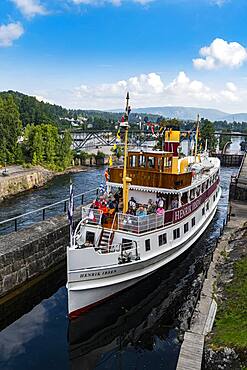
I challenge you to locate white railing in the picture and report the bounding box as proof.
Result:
[81,206,102,225]
[117,213,165,234]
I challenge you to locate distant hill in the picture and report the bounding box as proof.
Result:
[130,106,247,122]
[1,91,247,126]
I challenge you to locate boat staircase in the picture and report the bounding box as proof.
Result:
[98,229,114,252]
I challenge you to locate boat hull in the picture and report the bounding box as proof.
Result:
[67,197,219,319]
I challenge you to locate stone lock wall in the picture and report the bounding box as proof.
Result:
[0,212,80,298]
[0,167,53,200]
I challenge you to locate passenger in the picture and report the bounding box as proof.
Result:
[147,199,156,214]
[92,197,100,209]
[171,198,179,209]
[136,206,147,218]
[156,207,165,216]
[115,192,120,203]
[127,207,135,215]
[118,199,123,211]
[157,196,164,209]
[108,199,115,209]
[128,196,137,211]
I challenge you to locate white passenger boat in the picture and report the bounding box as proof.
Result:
[67,94,221,319]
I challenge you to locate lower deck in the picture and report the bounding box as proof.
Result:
[69,183,221,273]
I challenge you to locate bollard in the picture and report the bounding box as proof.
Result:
[14,219,17,232]
[81,194,84,205]
[64,201,67,213]
[43,209,45,221]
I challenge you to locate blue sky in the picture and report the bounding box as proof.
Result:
[1,0,247,112]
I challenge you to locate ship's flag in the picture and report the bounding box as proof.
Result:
[99,183,105,194]
[67,181,74,226]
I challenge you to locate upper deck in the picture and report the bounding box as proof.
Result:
[108,148,193,190]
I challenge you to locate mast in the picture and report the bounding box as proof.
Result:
[122,92,131,214]
[194,114,200,163]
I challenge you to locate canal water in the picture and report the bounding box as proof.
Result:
[0,163,238,370]
[0,168,106,234]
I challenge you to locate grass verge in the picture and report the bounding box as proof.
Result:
[210,256,247,350]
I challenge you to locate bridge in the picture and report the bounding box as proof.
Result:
[68,129,247,150]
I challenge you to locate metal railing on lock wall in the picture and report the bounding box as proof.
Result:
[0,188,99,235]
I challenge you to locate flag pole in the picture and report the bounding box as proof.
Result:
[122,92,131,214]
[68,180,74,247]
[194,114,200,163]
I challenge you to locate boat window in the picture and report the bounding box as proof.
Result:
[159,233,167,246]
[86,231,95,245]
[190,189,195,201]
[139,155,146,168]
[184,222,189,233]
[196,187,200,197]
[148,157,155,168]
[158,158,163,171]
[165,156,172,168]
[145,239,151,251]
[213,195,215,202]
[192,217,196,227]
[173,228,180,240]
[130,155,137,168]
[206,202,209,211]
[202,207,205,216]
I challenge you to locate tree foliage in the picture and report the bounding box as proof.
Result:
[200,118,217,152]
[0,95,22,164]
[23,124,73,170]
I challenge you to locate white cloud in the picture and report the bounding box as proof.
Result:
[69,71,243,109]
[11,0,47,17]
[221,82,239,102]
[35,95,54,104]
[193,38,247,70]
[0,22,24,47]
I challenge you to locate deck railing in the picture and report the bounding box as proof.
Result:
[117,213,165,234]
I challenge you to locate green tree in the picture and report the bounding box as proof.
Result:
[57,130,73,169]
[200,118,217,152]
[32,125,44,163]
[0,95,22,164]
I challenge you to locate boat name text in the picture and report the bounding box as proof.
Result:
[80,269,117,279]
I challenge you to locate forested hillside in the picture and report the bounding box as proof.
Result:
[0,94,72,170]
[0,91,69,127]
[0,91,160,130]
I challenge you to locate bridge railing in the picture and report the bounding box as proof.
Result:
[0,188,98,235]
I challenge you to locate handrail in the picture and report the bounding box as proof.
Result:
[0,188,99,233]
[107,212,117,246]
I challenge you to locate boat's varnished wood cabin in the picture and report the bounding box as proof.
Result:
[109,149,192,190]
